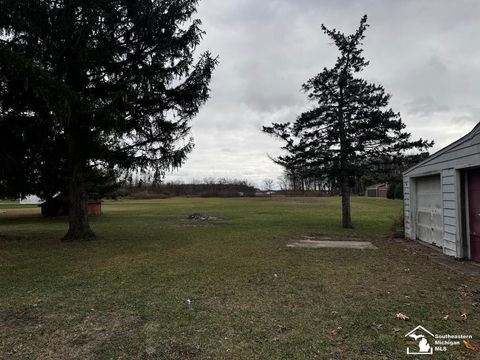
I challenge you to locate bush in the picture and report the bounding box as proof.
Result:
[394,183,404,200]
[391,213,405,238]
[387,181,404,200]
[387,183,396,199]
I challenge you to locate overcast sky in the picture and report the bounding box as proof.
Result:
[165,0,480,188]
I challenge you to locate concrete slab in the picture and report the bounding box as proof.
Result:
[287,240,378,250]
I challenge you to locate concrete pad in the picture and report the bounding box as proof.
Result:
[287,240,378,250]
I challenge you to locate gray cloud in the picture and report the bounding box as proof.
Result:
[166,0,480,187]
[406,96,449,116]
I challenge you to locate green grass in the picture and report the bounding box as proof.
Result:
[0,197,478,359]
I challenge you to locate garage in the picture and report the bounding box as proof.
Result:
[415,175,442,246]
[403,122,480,261]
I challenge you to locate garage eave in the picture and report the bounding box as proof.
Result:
[403,122,480,177]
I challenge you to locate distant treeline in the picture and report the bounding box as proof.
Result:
[118,178,256,198]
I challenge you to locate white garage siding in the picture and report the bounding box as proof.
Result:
[404,122,480,259]
[441,169,458,256]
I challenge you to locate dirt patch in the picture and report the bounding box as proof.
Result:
[188,213,223,221]
[393,237,480,276]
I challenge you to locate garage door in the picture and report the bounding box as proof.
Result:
[416,175,443,246]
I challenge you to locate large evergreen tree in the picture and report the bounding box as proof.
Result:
[0,0,217,240]
[264,15,432,228]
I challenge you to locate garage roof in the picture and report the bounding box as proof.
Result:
[404,122,480,176]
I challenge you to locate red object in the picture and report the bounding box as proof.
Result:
[378,188,388,198]
[88,201,102,215]
[468,170,480,262]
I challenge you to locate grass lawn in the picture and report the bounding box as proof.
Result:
[0,197,478,359]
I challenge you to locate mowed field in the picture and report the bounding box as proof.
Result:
[0,197,478,359]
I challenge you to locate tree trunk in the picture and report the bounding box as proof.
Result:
[337,71,352,229]
[341,178,353,228]
[63,163,96,241]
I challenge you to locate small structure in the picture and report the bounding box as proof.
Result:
[403,123,480,262]
[365,183,388,198]
[88,200,102,215]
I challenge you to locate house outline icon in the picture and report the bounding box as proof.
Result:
[405,325,434,355]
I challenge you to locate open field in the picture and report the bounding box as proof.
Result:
[0,197,478,359]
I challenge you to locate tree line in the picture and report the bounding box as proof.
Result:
[120,177,256,198]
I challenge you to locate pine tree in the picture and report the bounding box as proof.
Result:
[0,0,217,240]
[264,15,432,228]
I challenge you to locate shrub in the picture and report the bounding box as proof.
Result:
[387,183,396,199]
[394,183,404,199]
